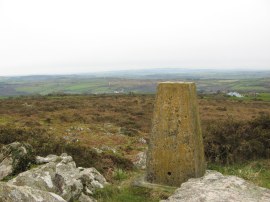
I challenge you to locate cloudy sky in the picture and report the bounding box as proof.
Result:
[0,0,269,76]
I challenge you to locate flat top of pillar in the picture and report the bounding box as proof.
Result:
[159,81,195,85]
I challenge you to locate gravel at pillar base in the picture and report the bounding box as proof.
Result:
[146,82,206,186]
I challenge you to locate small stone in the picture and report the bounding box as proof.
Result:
[100,146,116,154]
[36,154,60,164]
[138,138,147,144]
[92,148,103,154]
[134,151,147,169]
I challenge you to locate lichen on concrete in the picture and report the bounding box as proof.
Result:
[146,82,205,186]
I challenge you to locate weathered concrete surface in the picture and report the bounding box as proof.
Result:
[162,170,270,202]
[146,82,205,186]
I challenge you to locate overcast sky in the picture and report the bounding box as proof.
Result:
[0,0,269,76]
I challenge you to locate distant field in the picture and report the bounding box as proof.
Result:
[227,93,270,101]
[259,93,270,101]
[0,76,269,97]
[203,92,270,102]
[15,80,111,94]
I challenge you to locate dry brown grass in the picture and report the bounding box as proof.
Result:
[0,94,269,161]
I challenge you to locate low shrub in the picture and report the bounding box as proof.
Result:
[120,127,138,137]
[203,113,270,164]
[11,143,36,175]
[0,126,133,175]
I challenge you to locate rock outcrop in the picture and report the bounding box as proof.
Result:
[0,142,34,180]
[162,170,270,202]
[0,182,66,202]
[8,153,107,202]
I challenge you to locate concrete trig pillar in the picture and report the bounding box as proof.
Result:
[146,82,205,186]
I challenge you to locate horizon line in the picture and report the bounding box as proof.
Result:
[1,67,270,77]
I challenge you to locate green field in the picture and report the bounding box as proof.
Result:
[0,70,269,97]
[224,93,270,102]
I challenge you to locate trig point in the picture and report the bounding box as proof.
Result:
[146,82,205,186]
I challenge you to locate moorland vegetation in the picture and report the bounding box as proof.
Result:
[0,94,269,201]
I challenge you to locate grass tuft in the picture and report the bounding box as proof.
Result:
[208,159,270,189]
[113,168,128,181]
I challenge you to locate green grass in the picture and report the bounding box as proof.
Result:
[208,160,270,189]
[95,160,270,201]
[94,186,156,202]
[113,169,128,181]
[93,170,174,202]
[93,184,171,202]
[0,116,13,125]
[258,93,270,101]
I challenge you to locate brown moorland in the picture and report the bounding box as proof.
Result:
[0,94,269,175]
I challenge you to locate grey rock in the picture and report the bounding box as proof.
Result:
[78,193,96,202]
[92,147,103,154]
[36,154,60,164]
[162,170,270,202]
[134,151,147,169]
[0,182,66,202]
[79,167,107,192]
[100,146,116,154]
[0,157,13,180]
[8,153,107,202]
[0,142,34,180]
[138,138,147,144]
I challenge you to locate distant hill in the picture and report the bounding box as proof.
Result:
[0,68,269,97]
